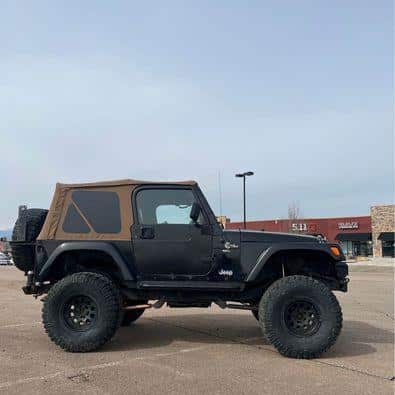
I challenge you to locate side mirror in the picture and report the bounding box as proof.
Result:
[190,202,201,223]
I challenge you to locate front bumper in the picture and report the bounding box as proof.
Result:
[334,261,349,292]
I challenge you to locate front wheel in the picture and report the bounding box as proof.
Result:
[42,272,122,352]
[259,275,342,359]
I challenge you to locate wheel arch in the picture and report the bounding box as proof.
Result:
[246,246,338,287]
[38,242,134,282]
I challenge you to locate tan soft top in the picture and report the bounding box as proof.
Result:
[55,179,197,188]
[38,179,197,240]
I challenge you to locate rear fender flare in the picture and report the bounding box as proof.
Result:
[38,242,134,281]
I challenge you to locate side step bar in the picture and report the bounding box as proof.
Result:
[137,281,244,291]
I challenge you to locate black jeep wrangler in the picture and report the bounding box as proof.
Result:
[11,179,348,359]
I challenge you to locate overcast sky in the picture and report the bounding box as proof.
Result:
[0,1,393,229]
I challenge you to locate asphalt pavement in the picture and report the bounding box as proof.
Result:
[0,266,393,394]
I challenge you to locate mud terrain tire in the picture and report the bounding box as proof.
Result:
[11,208,48,272]
[12,208,48,242]
[259,275,342,359]
[42,272,122,352]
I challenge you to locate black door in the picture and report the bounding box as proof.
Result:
[131,187,213,278]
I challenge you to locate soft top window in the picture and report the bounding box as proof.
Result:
[62,190,121,234]
[136,188,204,225]
[62,204,90,233]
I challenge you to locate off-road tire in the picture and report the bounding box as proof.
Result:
[42,272,122,352]
[12,208,48,242]
[259,275,342,359]
[11,208,48,272]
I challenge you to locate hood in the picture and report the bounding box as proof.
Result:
[224,229,319,244]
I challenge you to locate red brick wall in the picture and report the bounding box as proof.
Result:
[226,216,371,242]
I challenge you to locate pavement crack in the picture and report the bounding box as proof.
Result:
[313,359,394,382]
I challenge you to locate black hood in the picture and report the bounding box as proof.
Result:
[224,230,319,244]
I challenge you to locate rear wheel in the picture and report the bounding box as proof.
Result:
[259,275,342,359]
[42,272,122,352]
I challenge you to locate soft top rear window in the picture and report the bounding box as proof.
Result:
[62,190,121,234]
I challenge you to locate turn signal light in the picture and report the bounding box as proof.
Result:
[330,246,341,256]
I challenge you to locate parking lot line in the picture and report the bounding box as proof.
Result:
[0,321,41,329]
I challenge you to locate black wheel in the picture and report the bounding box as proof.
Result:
[259,275,342,359]
[42,272,122,352]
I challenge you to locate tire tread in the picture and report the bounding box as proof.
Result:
[260,275,342,359]
[42,272,121,352]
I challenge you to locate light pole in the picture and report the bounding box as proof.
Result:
[235,171,254,229]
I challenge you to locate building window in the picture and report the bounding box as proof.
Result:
[382,241,395,257]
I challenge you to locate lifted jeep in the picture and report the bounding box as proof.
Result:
[11,179,349,358]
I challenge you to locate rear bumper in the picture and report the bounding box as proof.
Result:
[22,270,50,295]
[22,271,34,294]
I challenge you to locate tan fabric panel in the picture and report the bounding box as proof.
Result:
[37,179,196,240]
[37,183,69,240]
[52,185,135,241]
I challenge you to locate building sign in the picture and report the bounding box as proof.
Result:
[338,221,359,230]
[291,223,317,232]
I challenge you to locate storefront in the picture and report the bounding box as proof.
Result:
[226,205,394,258]
[371,205,395,258]
[335,233,372,258]
[378,232,394,257]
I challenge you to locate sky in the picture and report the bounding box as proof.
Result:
[0,1,393,229]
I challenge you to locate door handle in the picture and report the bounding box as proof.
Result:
[140,226,155,239]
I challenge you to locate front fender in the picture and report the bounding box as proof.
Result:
[38,242,134,281]
[245,243,344,282]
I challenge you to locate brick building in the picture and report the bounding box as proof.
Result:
[226,204,394,258]
[371,205,395,257]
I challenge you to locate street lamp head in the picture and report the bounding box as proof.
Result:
[235,171,254,178]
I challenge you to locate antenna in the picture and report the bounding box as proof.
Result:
[218,171,223,217]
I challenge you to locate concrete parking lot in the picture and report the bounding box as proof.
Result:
[0,266,393,394]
